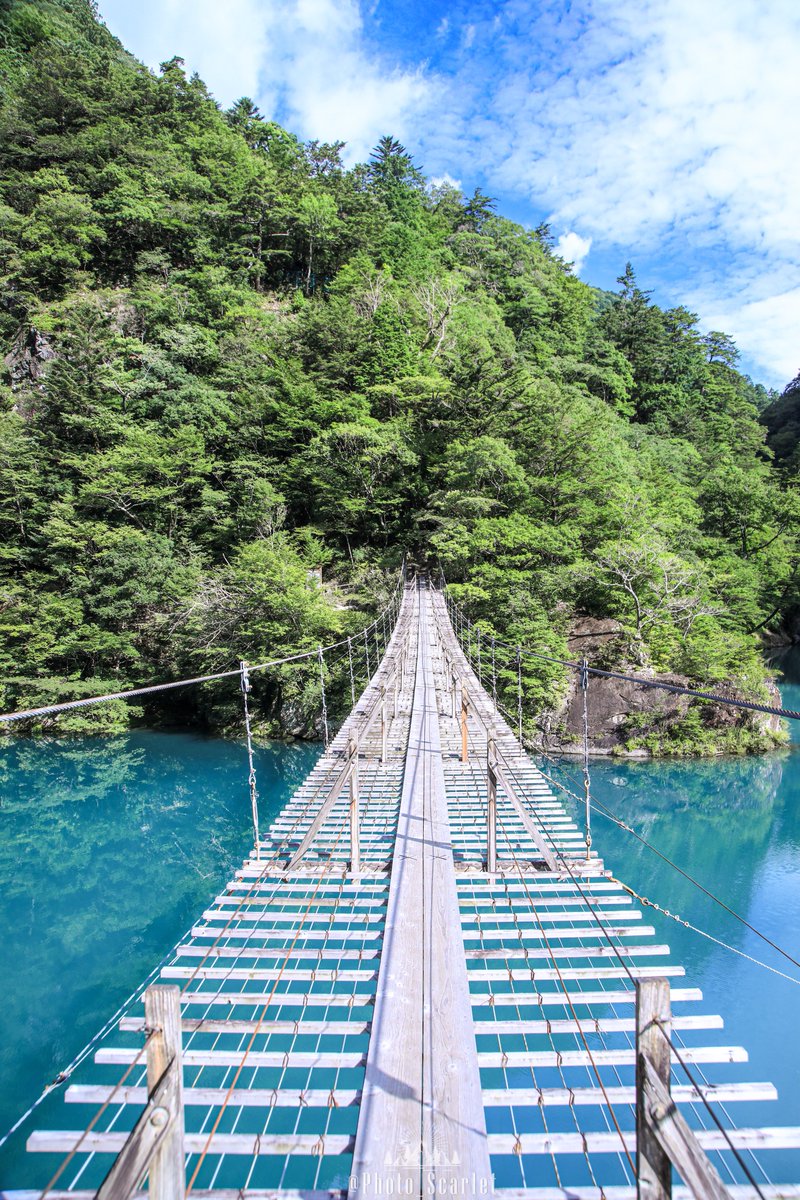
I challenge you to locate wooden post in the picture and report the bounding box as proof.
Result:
[349,766,360,875]
[393,671,398,719]
[146,985,184,1200]
[451,670,457,720]
[95,987,184,1200]
[636,978,672,1200]
[486,739,497,874]
[380,687,387,763]
[461,687,469,764]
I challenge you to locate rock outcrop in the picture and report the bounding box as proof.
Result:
[536,616,784,757]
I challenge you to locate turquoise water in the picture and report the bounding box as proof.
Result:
[0,651,799,1183]
[545,644,800,1176]
[0,731,320,1177]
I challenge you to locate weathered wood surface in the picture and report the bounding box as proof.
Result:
[350,582,492,1198]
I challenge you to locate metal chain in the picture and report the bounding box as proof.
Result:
[317,646,329,747]
[516,646,523,743]
[347,637,356,706]
[579,656,592,858]
[240,661,261,859]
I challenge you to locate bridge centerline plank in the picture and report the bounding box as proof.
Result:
[350,581,492,1199]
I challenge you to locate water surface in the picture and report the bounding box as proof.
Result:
[0,731,320,1176]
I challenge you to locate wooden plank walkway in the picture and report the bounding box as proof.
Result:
[351,581,491,1195]
[6,577,800,1199]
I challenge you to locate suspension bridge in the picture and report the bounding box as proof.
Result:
[3,574,800,1200]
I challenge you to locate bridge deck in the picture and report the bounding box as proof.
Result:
[7,581,800,1198]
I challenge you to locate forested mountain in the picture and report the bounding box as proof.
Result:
[0,0,798,749]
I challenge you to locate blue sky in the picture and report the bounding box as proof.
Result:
[97,0,800,390]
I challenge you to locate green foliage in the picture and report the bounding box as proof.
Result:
[0,0,797,748]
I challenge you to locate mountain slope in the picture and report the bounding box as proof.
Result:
[0,0,797,750]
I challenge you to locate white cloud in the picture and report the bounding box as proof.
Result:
[254,0,433,162]
[98,0,267,107]
[698,288,800,388]
[430,172,462,191]
[556,231,592,273]
[100,0,433,161]
[468,0,800,383]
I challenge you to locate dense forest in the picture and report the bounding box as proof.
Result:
[0,0,798,751]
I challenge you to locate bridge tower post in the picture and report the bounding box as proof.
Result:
[486,738,497,874]
[461,687,469,763]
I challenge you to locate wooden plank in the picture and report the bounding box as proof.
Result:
[178,991,377,1007]
[174,944,381,959]
[481,1082,777,1107]
[67,1085,363,1108]
[350,582,492,1199]
[477,1046,748,1068]
[96,1049,365,1069]
[465,943,670,960]
[28,1131,355,1156]
[161,967,377,981]
[464,924,657,941]
[469,988,703,1007]
[454,1190,800,1200]
[119,1017,371,1035]
[11,1191,800,1200]
[468,965,686,980]
[487,1128,800,1154]
[475,1014,722,1035]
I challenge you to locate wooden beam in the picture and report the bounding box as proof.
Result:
[349,766,361,875]
[493,757,558,870]
[637,978,672,1200]
[640,1056,733,1200]
[350,582,491,1198]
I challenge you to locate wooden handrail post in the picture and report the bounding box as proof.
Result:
[636,978,672,1200]
[486,738,497,874]
[146,985,184,1200]
[96,986,184,1199]
[451,670,457,719]
[349,765,360,875]
[461,687,469,764]
[393,671,399,719]
[380,686,387,764]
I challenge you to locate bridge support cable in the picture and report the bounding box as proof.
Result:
[579,655,593,858]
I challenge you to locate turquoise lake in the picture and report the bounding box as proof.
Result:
[0,646,799,1183]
